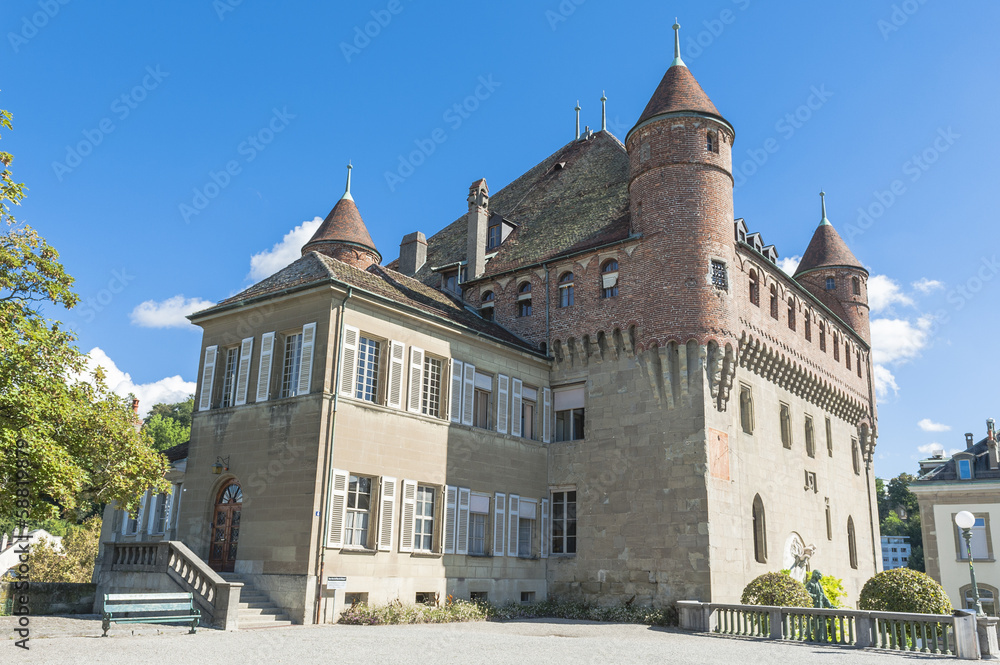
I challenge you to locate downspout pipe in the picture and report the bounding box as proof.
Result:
[315,287,352,624]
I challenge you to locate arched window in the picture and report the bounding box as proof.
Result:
[819,324,827,352]
[517,282,532,317]
[847,517,858,569]
[852,438,861,476]
[804,311,812,342]
[558,272,575,307]
[856,351,862,377]
[752,495,767,563]
[960,583,998,616]
[707,131,718,153]
[852,276,861,296]
[601,260,619,298]
[787,298,796,331]
[845,342,852,370]
[480,290,495,321]
[739,384,754,434]
[805,416,815,458]
[749,270,759,306]
[833,333,840,361]
[769,285,778,319]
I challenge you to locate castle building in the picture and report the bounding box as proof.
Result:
[98,24,880,624]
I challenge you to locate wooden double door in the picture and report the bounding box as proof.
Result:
[209,482,242,573]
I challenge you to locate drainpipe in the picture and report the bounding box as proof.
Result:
[315,287,352,624]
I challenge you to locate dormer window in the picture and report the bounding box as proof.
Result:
[443,270,459,294]
[487,218,502,251]
[958,458,973,480]
[826,276,836,290]
[480,290,495,321]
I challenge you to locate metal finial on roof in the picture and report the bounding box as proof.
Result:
[575,101,581,140]
[343,162,354,202]
[601,91,607,131]
[819,191,831,226]
[671,19,686,68]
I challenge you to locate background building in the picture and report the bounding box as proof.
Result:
[881,535,910,570]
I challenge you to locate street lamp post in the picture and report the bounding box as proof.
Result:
[955,510,985,617]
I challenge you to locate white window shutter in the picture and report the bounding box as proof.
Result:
[256,332,275,403]
[456,487,471,555]
[407,347,425,414]
[297,322,317,396]
[540,498,550,558]
[377,476,397,552]
[387,340,405,409]
[198,345,218,411]
[449,359,463,423]
[462,363,476,426]
[444,486,457,554]
[399,479,417,553]
[145,494,157,534]
[507,494,520,557]
[326,469,349,549]
[496,374,509,434]
[339,325,360,398]
[493,492,506,557]
[162,492,174,534]
[511,378,523,438]
[234,337,254,406]
[542,387,552,443]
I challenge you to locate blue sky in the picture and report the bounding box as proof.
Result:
[3,0,997,479]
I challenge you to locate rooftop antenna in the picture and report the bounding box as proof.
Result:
[601,91,607,131]
[819,191,831,226]
[671,19,686,68]
[343,162,354,202]
[575,101,581,140]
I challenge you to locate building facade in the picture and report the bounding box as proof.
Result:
[881,535,911,570]
[912,421,999,616]
[100,26,881,623]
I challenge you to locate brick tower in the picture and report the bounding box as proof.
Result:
[625,20,737,345]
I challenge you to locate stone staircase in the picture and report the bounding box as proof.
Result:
[218,572,293,629]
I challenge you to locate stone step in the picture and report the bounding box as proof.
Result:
[239,606,284,617]
[240,619,293,629]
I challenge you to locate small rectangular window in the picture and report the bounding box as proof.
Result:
[711,260,728,289]
[826,277,836,290]
[521,591,536,604]
[554,385,585,441]
[470,591,488,602]
[825,418,833,457]
[804,416,815,458]
[487,223,502,250]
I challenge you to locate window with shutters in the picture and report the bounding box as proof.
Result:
[518,517,533,557]
[780,403,792,449]
[469,493,490,555]
[554,385,585,442]
[280,333,303,398]
[522,392,536,441]
[355,335,382,402]
[551,490,576,555]
[121,493,147,536]
[414,486,435,552]
[472,371,492,430]
[221,347,239,407]
[421,356,443,417]
[345,475,373,548]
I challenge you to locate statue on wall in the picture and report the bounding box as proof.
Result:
[783,533,816,583]
[806,570,833,608]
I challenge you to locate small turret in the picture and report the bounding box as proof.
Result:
[794,193,870,343]
[302,164,381,270]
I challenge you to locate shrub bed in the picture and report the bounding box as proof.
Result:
[858,568,953,615]
[741,572,812,607]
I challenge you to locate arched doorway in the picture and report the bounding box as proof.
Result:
[209,481,242,572]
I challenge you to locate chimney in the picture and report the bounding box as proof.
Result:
[467,179,489,281]
[398,232,427,276]
[989,418,999,469]
[965,433,975,449]
[132,398,140,414]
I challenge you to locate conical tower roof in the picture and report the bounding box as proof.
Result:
[628,21,732,141]
[302,164,381,263]
[794,193,865,277]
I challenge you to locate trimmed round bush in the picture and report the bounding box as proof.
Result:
[858,568,953,615]
[741,572,812,607]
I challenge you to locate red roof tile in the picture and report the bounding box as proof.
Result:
[794,222,865,276]
[633,65,728,131]
[302,197,380,261]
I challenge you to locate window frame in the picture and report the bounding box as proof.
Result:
[711,260,728,290]
[779,403,792,449]
[848,516,858,569]
[752,494,767,563]
[354,334,383,403]
[826,276,836,291]
[851,438,861,475]
[804,415,816,458]
[280,332,303,399]
[601,259,619,299]
[413,485,436,553]
[749,270,760,307]
[420,354,443,418]
[955,513,993,561]
[739,384,754,435]
[558,272,575,308]
[221,346,240,408]
[344,474,374,549]
[550,489,577,556]
[517,282,532,317]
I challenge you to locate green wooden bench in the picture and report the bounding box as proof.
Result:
[101,592,200,636]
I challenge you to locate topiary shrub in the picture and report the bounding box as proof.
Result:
[858,568,953,614]
[741,572,812,607]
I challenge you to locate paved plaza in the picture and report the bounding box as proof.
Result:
[1,616,957,665]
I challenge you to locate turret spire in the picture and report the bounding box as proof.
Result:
[671,19,685,68]
[601,91,607,131]
[819,191,830,226]
[343,162,354,202]
[575,101,581,139]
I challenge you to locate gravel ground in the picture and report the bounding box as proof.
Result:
[2,616,951,665]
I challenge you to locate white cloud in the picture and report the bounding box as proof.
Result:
[870,315,932,366]
[918,418,951,433]
[867,275,914,314]
[917,443,944,456]
[130,295,215,329]
[77,348,195,417]
[778,256,800,276]
[872,364,899,398]
[247,217,322,282]
[912,278,944,294]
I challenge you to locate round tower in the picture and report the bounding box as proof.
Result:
[625,22,737,341]
[793,193,870,344]
[302,164,382,270]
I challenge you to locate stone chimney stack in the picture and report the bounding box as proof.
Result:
[988,418,998,469]
[467,179,490,281]
[965,433,975,449]
[398,232,427,276]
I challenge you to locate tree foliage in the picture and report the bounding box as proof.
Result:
[19,518,102,583]
[875,472,924,572]
[0,108,168,523]
[858,568,952,615]
[145,397,193,430]
[741,572,812,607]
[145,413,190,452]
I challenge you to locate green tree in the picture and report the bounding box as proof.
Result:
[145,397,193,429]
[0,108,168,523]
[18,517,102,583]
[875,477,890,522]
[144,413,190,452]
[876,472,924,572]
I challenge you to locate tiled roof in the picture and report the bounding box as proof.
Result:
[632,65,728,131]
[302,197,381,261]
[389,130,631,283]
[795,222,865,276]
[197,253,539,354]
[162,441,189,462]
[918,438,1000,482]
